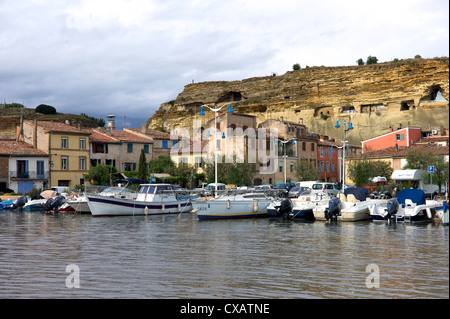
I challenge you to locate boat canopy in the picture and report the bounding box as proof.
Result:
[344,187,369,201]
[397,189,426,205]
[391,169,424,181]
[138,184,172,194]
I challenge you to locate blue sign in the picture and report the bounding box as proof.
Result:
[428,166,434,172]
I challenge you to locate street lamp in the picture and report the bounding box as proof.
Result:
[331,120,353,190]
[199,103,233,197]
[274,138,296,183]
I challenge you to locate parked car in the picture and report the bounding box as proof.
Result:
[255,184,273,190]
[288,186,311,198]
[274,183,296,191]
[311,182,340,196]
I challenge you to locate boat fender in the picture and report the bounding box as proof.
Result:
[426,208,432,219]
[227,199,231,209]
[253,200,258,212]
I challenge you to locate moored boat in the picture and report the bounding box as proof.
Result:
[193,191,274,220]
[269,191,330,220]
[86,183,192,217]
[369,189,438,223]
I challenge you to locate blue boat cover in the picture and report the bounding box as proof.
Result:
[344,187,369,201]
[397,189,426,205]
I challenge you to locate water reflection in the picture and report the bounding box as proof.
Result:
[0,211,448,298]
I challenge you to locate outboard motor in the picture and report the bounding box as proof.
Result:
[278,198,293,219]
[385,198,399,220]
[11,196,27,210]
[324,197,340,221]
[43,195,65,212]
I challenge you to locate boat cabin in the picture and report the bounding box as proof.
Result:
[136,184,178,202]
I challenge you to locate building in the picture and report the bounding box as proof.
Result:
[0,139,49,193]
[21,120,91,188]
[124,127,176,159]
[361,126,422,153]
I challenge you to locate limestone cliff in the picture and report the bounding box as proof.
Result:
[146,58,449,145]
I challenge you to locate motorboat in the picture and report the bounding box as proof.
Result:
[269,191,331,220]
[193,191,274,220]
[369,189,438,223]
[22,195,47,211]
[322,187,386,222]
[86,183,192,217]
[59,185,138,214]
[0,198,15,210]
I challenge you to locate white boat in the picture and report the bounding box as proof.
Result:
[369,189,438,223]
[22,198,47,211]
[193,191,274,220]
[269,191,331,220]
[86,184,193,217]
[59,186,138,213]
[322,188,387,222]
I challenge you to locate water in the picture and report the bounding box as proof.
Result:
[0,211,448,299]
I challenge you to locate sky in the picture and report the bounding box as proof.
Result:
[1,0,448,129]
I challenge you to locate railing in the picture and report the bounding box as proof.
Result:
[9,171,49,179]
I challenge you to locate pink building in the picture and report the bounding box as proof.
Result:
[361,127,422,153]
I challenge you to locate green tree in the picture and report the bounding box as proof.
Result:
[403,148,434,170]
[357,58,364,65]
[137,148,148,180]
[292,63,301,71]
[35,104,56,114]
[414,54,422,59]
[366,56,378,65]
[148,155,175,174]
[203,157,256,185]
[84,164,117,186]
[294,159,319,181]
[347,157,392,187]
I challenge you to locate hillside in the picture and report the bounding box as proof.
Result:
[0,107,101,139]
[146,58,449,145]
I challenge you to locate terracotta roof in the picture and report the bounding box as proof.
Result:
[0,139,48,156]
[350,144,449,159]
[125,127,170,140]
[24,120,90,134]
[87,129,121,143]
[107,130,153,143]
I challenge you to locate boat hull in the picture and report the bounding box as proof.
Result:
[86,195,192,217]
[194,198,271,220]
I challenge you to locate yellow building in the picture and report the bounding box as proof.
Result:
[22,120,91,188]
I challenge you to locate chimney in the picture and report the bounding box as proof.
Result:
[16,114,23,142]
[140,124,148,134]
[389,126,393,132]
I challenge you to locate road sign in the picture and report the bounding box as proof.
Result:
[428,166,434,173]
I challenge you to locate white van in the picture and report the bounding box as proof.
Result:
[295,181,321,189]
[204,183,226,191]
[311,182,340,196]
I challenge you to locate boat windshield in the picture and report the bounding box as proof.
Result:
[102,187,132,193]
[155,185,172,194]
[139,186,156,194]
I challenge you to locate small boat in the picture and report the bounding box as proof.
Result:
[322,188,386,222]
[0,199,15,210]
[86,183,192,217]
[193,191,274,220]
[369,189,438,223]
[10,196,28,210]
[268,191,330,220]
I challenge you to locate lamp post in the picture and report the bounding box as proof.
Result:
[199,103,233,197]
[331,120,353,191]
[274,138,296,183]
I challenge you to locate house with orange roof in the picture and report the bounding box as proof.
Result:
[21,120,91,188]
[0,138,49,193]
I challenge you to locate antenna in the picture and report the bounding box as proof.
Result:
[123,115,126,129]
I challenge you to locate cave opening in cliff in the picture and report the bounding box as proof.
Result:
[421,85,447,103]
[217,91,242,103]
[400,100,415,111]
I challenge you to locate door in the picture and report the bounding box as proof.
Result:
[18,181,34,194]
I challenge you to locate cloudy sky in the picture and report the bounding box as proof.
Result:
[1,0,448,129]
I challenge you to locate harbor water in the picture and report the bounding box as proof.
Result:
[0,210,448,299]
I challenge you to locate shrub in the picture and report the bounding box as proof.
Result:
[35,104,56,114]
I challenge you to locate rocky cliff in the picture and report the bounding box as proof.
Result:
[146,58,449,145]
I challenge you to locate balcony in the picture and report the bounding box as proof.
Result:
[9,171,49,180]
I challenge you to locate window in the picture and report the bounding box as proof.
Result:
[396,134,404,141]
[302,142,306,151]
[61,137,68,149]
[162,140,168,148]
[290,161,294,173]
[311,143,315,151]
[279,161,283,173]
[79,138,86,150]
[144,144,149,153]
[127,143,133,153]
[62,157,68,170]
[124,162,136,171]
[37,160,45,178]
[195,157,202,169]
[325,162,329,172]
[319,161,323,172]
[79,157,86,170]
[328,148,332,157]
[331,162,335,172]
